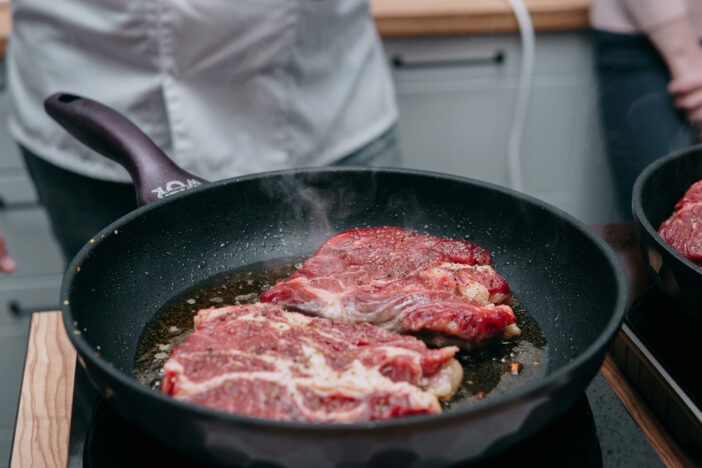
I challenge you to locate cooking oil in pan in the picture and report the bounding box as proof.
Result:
[443,301,547,409]
[134,258,548,409]
[134,256,303,390]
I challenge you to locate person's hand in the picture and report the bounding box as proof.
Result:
[668,52,702,142]
[648,15,702,141]
[0,230,17,273]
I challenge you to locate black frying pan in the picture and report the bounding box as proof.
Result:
[45,93,627,467]
[633,145,702,325]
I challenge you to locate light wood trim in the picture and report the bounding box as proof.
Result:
[10,311,76,468]
[601,354,695,468]
[372,0,592,37]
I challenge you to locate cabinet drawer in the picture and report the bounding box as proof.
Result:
[0,275,63,327]
[384,32,591,87]
[385,35,519,88]
[0,208,64,277]
[0,172,39,207]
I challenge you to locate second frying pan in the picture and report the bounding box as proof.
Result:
[633,145,702,325]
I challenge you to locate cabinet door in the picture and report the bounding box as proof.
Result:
[0,198,65,278]
[0,173,64,326]
[395,82,516,185]
[0,91,24,171]
[0,276,63,326]
[385,34,519,187]
[384,32,619,224]
[0,171,39,208]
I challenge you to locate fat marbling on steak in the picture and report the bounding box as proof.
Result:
[161,304,463,422]
[260,227,521,349]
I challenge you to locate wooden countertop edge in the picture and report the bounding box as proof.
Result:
[10,311,76,468]
[372,2,591,37]
[372,0,591,37]
[10,312,687,466]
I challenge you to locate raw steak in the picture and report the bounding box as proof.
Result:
[162,304,463,423]
[260,227,520,349]
[659,201,702,264]
[675,180,702,210]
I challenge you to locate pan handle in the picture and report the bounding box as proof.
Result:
[44,93,208,206]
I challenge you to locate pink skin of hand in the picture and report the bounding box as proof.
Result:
[0,231,16,273]
[638,12,702,141]
[648,15,702,142]
[670,71,702,142]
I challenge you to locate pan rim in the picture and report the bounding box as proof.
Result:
[61,166,628,432]
[632,144,702,274]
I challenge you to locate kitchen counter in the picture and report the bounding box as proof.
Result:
[0,0,592,57]
[372,0,591,37]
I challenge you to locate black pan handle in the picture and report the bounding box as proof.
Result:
[44,93,208,207]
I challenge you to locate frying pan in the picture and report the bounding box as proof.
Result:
[633,144,702,324]
[45,93,627,467]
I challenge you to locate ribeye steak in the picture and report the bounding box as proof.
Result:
[675,180,702,211]
[260,227,520,349]
[162,304,463,422]
[659,179,702,265]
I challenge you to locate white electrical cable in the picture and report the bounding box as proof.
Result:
[506,0,535,193]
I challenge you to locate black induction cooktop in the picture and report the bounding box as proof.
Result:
[616,282,702,461]
[65,362,663,468]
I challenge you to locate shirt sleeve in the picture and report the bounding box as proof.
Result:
[620,0,689,32]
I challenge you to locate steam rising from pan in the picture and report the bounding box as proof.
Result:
[257,170,396,246]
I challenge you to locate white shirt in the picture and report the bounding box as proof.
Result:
[7,0,398,182]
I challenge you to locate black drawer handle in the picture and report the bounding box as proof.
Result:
[8,300,61,317]
[391,50,505,69]
[0,197,41,211]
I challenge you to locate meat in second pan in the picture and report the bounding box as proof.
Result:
[161,304,462,422]
[260,227,521,349]
[659,180,702,265]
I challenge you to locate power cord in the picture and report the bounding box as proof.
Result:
[505,0,535,192]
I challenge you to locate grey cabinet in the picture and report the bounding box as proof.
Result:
[0,93,63,316]
[0,180,64,279]
[384,32,620,224]
[0,90,64,456]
